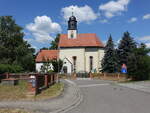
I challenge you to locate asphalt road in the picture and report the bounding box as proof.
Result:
[65,79,150,113]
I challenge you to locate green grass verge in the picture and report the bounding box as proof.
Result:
[0,80,64,101]
[35,83,64,100]
[0,80,28,101]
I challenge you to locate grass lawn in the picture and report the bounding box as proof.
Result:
[0,109,31,113]
[0,80,64,101]
[0,80,28,101]
[35,82,64,100]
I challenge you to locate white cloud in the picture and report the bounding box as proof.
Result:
[26,16,61,43]
[99,0,130,18]
[24,38,34,43]
[61,5,97,23]
[143,14,150,20]
[138,36,150,48]
[128,17,137,23]
[139,36,150,41]
[146,43,150,48]
[100,19,108,23]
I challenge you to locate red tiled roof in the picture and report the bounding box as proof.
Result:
[36,50,58,62]
[58,33,104,47]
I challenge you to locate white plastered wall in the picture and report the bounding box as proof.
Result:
[59,47,104,73]
[59,48,85,73]
[98,48,105,71]
[62,58,72,73]
[85,48,99,72]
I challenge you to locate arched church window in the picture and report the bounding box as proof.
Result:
[89,56,93,72]
[73,56,77,73]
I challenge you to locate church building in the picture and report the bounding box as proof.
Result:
[36,15,105,73]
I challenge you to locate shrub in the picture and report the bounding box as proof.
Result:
[0,64,23,74]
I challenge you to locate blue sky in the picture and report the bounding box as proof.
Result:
[0,0,150,52]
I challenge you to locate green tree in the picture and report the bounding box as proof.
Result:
[39,59,63,73]
[101,35,118,73]
[0,16,35,73]
[117,32,137,72]
[51,59,63,73]
[40,60,53,73]
[49,34,60,50]
[40,47,49,50]
[130,43,150,80]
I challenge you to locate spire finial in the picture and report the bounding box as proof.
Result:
[71,7,74,16]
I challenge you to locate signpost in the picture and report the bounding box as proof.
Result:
[121,64,127,74]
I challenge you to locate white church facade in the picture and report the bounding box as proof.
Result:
[36,15,105,73]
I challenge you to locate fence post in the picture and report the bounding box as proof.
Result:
[56,74,59,83]
[73,73,76,80]
[90,73,93,79]
[118,73,120,80]
[104,73,106,79]
[54,74,57,83]
[51,74,53,84]
[6,73,9,79]
[27,74,37,96]
[99,73,101,79]
[45,74,49,88]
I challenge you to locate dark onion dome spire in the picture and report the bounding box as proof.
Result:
[68,14,77,30]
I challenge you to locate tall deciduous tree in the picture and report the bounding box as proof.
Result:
[0,16,35,73]
[101,35,117,73]
[49,34,60,50]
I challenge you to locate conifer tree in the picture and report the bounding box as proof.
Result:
[117,32,137,73]
[130,43,150,80]
[101,35,117,73]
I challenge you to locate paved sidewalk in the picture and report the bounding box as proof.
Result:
[0,79,82,113]
[118,81,150,93]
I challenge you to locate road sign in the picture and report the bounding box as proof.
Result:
[121,64,127,74]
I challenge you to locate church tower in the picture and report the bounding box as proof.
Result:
[68,14,77,39]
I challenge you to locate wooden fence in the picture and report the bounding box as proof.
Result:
[59,73,129,81]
